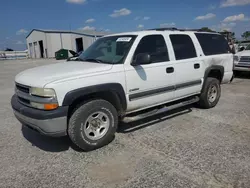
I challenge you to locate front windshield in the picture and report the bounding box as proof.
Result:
[79,35,137,64]
[245,44,250,50]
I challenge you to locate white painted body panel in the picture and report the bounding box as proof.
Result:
[17,30,234,114]
[123,34,175,111]
[165,33,204,98]
[45,64,126,106]
[124,63,175,111]
[15,61,113,88]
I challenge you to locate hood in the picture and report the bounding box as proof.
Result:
[15,61,113,87]
[236,50,250,57]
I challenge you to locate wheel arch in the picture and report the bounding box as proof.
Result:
[62,83,127,117]
[204,65,224,83]
[202,65,224,92]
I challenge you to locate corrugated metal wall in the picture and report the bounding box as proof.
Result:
[82,36,96,51]
[26,31,99,58]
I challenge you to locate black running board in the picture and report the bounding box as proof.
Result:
[122,96,199,123]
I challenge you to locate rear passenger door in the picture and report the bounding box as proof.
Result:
[169,34,203,98]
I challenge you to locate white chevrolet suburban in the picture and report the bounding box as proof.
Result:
[11,28,234,151]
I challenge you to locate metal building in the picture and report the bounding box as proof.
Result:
[26,29,109,58]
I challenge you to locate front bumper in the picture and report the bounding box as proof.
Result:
[11,94,68,137]
[234,61,250,72]
[234,66,250,72]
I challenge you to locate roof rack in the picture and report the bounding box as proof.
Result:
[178,29,200,31]
[148,27,178,31]
[148,28,217,33]
[179,28,217,32]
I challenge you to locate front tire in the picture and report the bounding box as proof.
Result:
[68,99,118,151]
[199,77,221,109]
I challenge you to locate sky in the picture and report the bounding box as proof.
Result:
[1,0,250,50]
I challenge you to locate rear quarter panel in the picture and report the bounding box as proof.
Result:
[201,54,233,83]
[193,32,234,83]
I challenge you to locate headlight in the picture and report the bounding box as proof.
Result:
[29,87,58,110]
[30,87,56,97]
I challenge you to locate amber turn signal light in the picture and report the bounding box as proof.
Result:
[44,103,59,110]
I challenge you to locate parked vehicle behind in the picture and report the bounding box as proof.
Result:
[11,28,234,151]
[234,44,250,73]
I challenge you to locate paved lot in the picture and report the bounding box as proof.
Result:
[1,59,250,188]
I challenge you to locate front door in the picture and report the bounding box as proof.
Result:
[124,34,176,112]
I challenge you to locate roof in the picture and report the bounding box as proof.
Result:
[104,29,220,37]
[26,29,111,38]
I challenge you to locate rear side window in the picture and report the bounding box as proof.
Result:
[133,35,169,63]
[170,34,197,60]
[195,33,230,55]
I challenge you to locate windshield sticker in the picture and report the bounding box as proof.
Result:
[116,37,132,42]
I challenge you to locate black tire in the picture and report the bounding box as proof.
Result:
[68,99,118,151]
[199,77,221,109]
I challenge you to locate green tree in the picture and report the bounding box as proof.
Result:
[241,31,250,40]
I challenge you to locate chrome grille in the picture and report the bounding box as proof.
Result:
[16,83,30,94]
[239,56,250,62]
[15,83,31,106]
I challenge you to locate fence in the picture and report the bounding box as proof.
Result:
[0,50,28,60]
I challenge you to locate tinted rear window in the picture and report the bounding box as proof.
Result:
[170,34,197,60]
[195,33,230,56]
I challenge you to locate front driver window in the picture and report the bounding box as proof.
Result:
[133,35,169,64]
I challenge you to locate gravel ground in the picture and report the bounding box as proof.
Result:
[1,59,250,188]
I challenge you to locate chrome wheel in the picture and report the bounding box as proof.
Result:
[208,85,217,103]
[81,111,110,140]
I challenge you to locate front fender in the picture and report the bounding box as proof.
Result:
[62,83,127,110]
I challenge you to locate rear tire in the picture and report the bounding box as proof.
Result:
[68,99,118,151]
[199,77,221,109]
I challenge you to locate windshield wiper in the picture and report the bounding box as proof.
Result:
[81,58,104,64]
[80,58,112,64]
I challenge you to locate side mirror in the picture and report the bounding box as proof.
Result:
[132,53,151,66]
[69,50,78,56]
